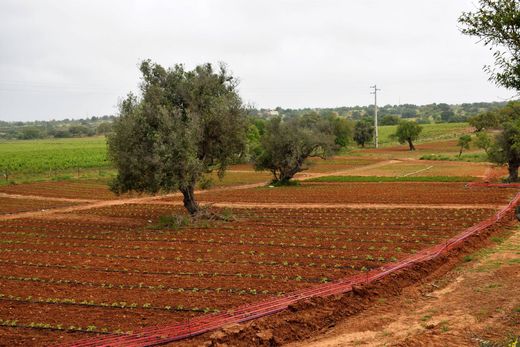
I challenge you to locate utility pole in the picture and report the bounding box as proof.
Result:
[370,85,381,148]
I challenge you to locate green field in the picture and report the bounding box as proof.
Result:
[378,122,470,146]
[0,123,473,184]
[0,137,109,181]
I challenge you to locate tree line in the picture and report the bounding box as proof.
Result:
[253,101,505,124]
[0,116,114,140]
[0,102,505,141]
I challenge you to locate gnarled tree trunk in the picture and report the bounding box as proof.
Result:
[508,160,519,182]
[278,157,306,184]
[407,138,416,151]
[179,184,199,215]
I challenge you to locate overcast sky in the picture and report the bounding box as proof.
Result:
[0,0,515,121]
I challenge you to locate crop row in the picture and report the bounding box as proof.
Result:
[0,240,406,268]
[1,216,461,235]
[0,293,219,313]
[1,230,441,251]
[78,204,494,226]
[193,182,515,205]
[0,318,116,335]
[0,222,457,244]
[0,251,353,280]
[0,259,332,283]
[0,226,446,248]
[0,274,284,296]
[0,239,409,264]
[0,218,453,237]
[5,205,491,226]
[0,247,397,270]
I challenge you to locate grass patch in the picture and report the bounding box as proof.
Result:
[491,236,506,244]
[439,320,450,333]
[420,153,489,162]
[475,261,504,273]
[152,215,191,230]
[420,315,432,322]
[463,255,474,262]
[308,175,476,183]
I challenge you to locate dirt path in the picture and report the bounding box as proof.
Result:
[287,226,520,347]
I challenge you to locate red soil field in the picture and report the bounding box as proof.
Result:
[189,182,516,205]
[0,197,79,215]
[0,180,118,200]
[0,181,516,346]
[0,197,505,346]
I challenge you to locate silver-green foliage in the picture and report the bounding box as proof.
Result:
[108,60,247,214]
[254,116,337,184]
[459,0,520,91]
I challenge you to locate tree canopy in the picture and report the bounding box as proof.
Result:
[459,0,520,91]
[254,116,337,184]
[353,120,374,147]
[394,120,422,151]
[485,102,520,181]
[475,131,493,155]
[469,111,501,131]
[457,134,472,157]
[108,60,247,214]
[489,118,520,181]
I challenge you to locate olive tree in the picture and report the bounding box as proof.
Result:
[459,0,520,91]
[488,119,520,181]
[475,131,493,155]
[108,60,247,215]
[457,134,472,157]
[393,120,422,151]
[353,120,374,147]
[469,111,500,132]
[254,116,337,184]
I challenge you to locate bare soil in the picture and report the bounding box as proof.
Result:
[174,215,519,347]
[0,164,517,347]
[286,225,520,347]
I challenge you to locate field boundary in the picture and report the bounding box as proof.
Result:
[61,191,520,347]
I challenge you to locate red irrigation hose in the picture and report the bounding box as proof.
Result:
[60,192,520,347]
